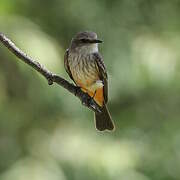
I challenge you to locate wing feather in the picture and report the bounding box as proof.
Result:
[93,52,108,103]
[64,49,76,84]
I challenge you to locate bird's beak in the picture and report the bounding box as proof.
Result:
[91,39,103,43]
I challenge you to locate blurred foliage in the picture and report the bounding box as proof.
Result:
[0,0,180,179]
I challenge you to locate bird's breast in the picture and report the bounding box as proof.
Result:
[68,53,99,89]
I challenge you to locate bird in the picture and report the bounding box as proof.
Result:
[64,31,115,131]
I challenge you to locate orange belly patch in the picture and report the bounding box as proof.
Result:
[81,87,104,107]
[74,75,104,107]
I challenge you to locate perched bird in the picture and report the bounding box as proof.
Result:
[64,31,115,131]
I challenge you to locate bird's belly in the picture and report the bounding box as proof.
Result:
[72,65,98,88]
[69,56,99,91]
[68,54,104,106]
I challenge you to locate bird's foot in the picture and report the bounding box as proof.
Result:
[75,86,81,96]
[81,92,92,106]
[81,93,101,113]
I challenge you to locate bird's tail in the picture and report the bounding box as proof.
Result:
[95,104,115,131]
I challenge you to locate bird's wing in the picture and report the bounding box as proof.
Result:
[64,49,76,84]
[93,52,108,103]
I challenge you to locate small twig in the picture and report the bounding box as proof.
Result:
[0,32,101,113]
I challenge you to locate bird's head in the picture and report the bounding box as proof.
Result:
[70,31,103,53]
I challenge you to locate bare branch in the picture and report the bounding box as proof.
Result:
[0,32,101,113]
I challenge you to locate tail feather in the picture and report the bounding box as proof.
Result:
[95,104,115,131]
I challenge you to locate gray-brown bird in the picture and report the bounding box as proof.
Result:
[64,31,115,131]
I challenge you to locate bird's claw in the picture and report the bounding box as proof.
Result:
[81,93,101,113]
[75,86,81,96]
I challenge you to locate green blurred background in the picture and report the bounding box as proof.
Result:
[0,0,180,179]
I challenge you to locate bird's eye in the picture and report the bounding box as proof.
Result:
[80,39,88,43]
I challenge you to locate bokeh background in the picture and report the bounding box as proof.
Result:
[0,0,180,179]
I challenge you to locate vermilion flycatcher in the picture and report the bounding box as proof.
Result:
[64,31,115,131]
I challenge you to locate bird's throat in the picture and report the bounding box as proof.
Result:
[76,44,98,54]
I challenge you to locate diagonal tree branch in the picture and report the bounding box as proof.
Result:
[0,32,101,113]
